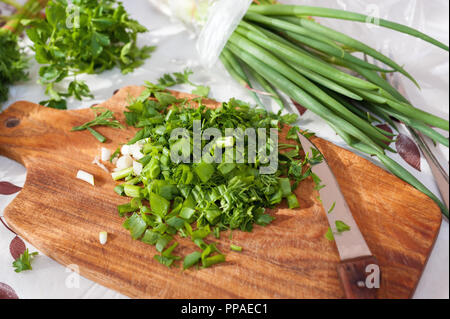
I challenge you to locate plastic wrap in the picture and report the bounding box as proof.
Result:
[146,0,214,32]
[197,0,252,68]
[147,0,252,67]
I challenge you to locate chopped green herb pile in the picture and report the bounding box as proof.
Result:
[111,81,322,269]
[12,249,38,273]
[26,0,155,108]
[72,107,124,142]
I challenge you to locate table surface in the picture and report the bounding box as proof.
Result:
[0,0,448,299]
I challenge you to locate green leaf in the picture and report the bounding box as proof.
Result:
[87,127,106,143]
[154,92,178,108]
[278,178,292,197]
[335,220,351,233]
[205,208,221,225]
[12,249,38,273]
[92,18,116,30]
[328,202,336,214]
[202,254,226,268]
[194,162,215,183]
[120,42,132,65]
[183,251,202,269]
[191,225,211,240]
[217,163,236,175]
[123,213,147,239]
[91,32,110,57]
[192,85,210,97]
[230,244,243,252]
[45,3,66,27]
[71,108,123,131]
[287,193,300,209]
[39,98,67,110]
[156,234,172,252]
[325,227,334,241]
[34,46,51,64]
[166,216,185,230]
[141,229,159,245]
[117,203,138,216]
[39,65,62,83]
[67,80,93,100]
[150,192,170,217]
[179,207,196,220]
[255,213,274,226]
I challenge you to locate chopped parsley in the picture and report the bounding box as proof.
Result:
[335,220,351,233]
[111,80,324,268]
[325,220,352,241]
[26,0,155,108]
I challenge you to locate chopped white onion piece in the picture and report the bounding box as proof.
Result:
[92,156,109,173]
[132,149,145,160]
[100,147,111,162]
[112,157,118,165]
[128,143,139,154]
[76,170,95,186]
[116,155,133,170]
[99,231,108,245]
[121,144,131,156]
[136,139,147,147]
[127,142,143,160]
[133,160,143,176]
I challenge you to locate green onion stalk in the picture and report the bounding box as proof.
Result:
[0,0,48,104]
[219,3,449,217]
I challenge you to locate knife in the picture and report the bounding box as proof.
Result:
[370,52,449,213]
[388,72,449,212]
[297,132,380,299]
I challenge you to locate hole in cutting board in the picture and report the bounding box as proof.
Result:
[4,117,20,128]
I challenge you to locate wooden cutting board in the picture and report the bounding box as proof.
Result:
[0,86,442,299]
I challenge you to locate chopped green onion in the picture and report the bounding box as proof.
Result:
[87,127,106,143]
[111,167,133,181]
[230,244,243,252]
[287,193,300,209]
[123,184,142,198]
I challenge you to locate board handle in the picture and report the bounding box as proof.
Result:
[0,101,53,164]
[337,256,380,299]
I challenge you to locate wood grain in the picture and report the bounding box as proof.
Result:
[0,86,442,299]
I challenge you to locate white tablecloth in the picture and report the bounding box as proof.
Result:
[0,0,448,299]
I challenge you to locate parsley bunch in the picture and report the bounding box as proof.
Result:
[0,0,48,105]
[0,30,28,104]
[111,82,322,269]
[26,0,155,109]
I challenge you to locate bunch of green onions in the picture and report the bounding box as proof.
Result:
[219,4,449,216]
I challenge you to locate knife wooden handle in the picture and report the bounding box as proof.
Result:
[337,256,380,299]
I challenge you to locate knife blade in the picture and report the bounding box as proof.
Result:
[297,132,380,299]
